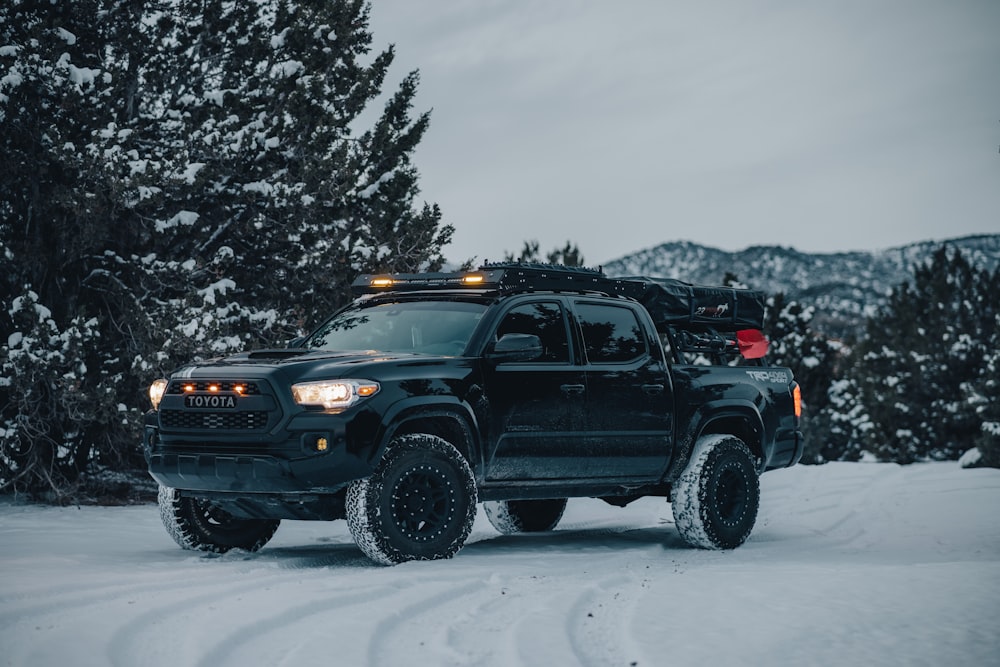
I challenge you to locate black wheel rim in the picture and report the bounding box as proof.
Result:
[715,468,747,523]
[194,500,253,537]
[390,464,455,543]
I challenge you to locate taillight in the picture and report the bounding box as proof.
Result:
[792,383,802,418]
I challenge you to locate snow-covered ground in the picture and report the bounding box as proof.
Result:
[1,461,998,667]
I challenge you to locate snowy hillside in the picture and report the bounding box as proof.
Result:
[603,234,1000,337]
[2,461,998,666]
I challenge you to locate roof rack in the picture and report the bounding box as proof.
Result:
[351,263,767,332]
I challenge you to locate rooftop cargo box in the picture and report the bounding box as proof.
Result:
[611,276,766,332]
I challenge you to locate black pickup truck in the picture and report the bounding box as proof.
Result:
[144,263,802,564]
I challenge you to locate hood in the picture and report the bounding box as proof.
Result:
[171,348,460,381]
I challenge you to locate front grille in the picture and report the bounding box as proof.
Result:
[161,410,269,430]
[167,380,262,395]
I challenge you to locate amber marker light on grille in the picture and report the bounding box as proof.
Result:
[233,384,245,395]
[183,384,195,393]
[208,384,219,393]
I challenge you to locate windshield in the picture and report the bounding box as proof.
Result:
[305,300,488,355]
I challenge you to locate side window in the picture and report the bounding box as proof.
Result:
[495,301,569,363]
[576,303,646,364]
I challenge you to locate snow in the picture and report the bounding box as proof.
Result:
[155,210,199,233]
[203,89,235,107]
[178,162,205,184]
[270,28,291,49]
[271,59,304,78]
[1,461,997,666]
[359,171,396,199]
[55,28,77,46]
[56,53,101,89]
[243,180,274,195]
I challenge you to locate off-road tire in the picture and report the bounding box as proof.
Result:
[483,498,568,534]
[158,486,280,553]
[346,434,477,565]
[670,434,759,549]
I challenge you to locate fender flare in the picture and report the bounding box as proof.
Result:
[369,396,482,472]
[667,399,765,481]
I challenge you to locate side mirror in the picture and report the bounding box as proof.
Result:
[487,333,543,363]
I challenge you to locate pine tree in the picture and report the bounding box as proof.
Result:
[963,267,1000,468]
[966,344,1000,468]
[134,0,451,349]
[503,240,585,266]
[0,0,154,498]
[847,246,997,462]
[1,0,451,498]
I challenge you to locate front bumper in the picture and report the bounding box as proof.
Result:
[143,410,377,494]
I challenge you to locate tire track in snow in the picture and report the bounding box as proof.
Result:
[190,581,400,667]
[366,577,488,666]
[565,573,648,667]
[756,463,891,548]
[106,568,329,666]
[1,557,279,632]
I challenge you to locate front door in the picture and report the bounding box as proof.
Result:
[481,299,588,480]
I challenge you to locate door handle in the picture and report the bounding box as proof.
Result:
[641,383,664,395]
[560,384,585,396]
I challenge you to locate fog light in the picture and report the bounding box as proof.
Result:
[316,437,328,452]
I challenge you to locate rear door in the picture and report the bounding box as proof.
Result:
[572,299,673,478]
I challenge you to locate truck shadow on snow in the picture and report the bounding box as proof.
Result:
[463,524,691,558]
[165,523,697,570]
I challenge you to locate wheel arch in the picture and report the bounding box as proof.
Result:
[696,409,765,467]
[669,401,766,481]
[374,399,480,472]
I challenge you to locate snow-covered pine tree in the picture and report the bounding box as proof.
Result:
[136,0,451,355]
[962,267,1000,468]
[0,0,154,498]
[965,344,1000,468]
[1,0,451,498]
[849,246,995,462]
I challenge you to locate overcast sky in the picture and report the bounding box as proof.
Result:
[366,0,1000,266]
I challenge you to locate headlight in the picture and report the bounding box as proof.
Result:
[291,379,379,409]
[149,378,168,410]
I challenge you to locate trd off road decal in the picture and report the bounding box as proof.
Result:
[744,370,791,384]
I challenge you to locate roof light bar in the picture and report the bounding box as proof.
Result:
[352,269,508,296]
[352,263,610,297]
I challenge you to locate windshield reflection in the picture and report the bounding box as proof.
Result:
[306,301,487,356]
